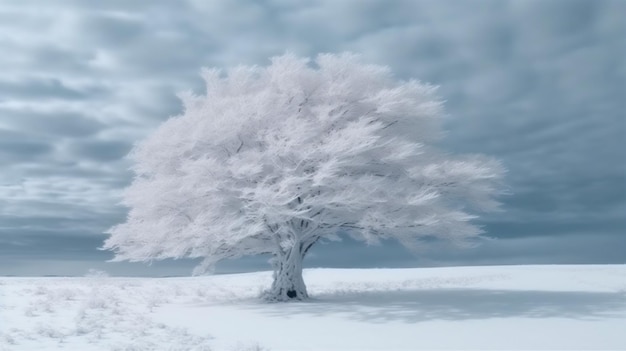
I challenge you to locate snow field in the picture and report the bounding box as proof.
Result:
[1,265,626,350]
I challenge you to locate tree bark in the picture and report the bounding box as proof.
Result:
[265,242,308,301]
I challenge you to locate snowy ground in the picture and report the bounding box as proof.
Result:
[1,265,625,350]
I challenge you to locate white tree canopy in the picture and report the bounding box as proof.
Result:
[104,53,505,300]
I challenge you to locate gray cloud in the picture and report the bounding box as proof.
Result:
[70,140,133,162]
[0,140,51,159]
[0,0,623,276]
[0,129,53,164]
[0,78,107,101]
[0,108,106,137]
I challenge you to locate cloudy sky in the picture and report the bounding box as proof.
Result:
[1,0,624,276]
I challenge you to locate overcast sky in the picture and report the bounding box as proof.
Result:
[1,0,624,276]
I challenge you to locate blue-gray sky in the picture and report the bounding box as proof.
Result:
[0,0,624,276]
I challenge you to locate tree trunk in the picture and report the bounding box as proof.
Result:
[265,243,308,302]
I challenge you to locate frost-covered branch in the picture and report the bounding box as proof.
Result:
[104,53,505,301]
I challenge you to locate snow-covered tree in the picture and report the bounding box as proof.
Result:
[104,53,505,301]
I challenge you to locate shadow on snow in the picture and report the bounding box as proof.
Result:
[240,288,626,323]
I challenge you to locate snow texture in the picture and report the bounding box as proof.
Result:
[1,265,625,350]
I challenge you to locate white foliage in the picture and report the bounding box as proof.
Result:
[104,53,505,299]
